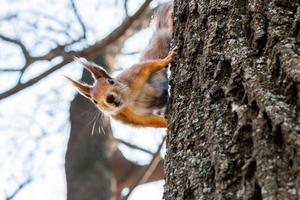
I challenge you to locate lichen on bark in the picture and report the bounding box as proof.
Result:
[164,0,300,199]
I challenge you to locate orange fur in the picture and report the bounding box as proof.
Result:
[65,49,176,128]
[65,3,174,128]
[114,107,167,128]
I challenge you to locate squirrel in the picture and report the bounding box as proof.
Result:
[65,2,174,128]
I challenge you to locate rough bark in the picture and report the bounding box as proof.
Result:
[165,0,300,199]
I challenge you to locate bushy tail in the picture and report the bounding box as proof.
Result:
[138,2,174,111]
[154,2,173,33]
[140,2,173,61]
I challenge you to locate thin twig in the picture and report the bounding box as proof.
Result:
[122,136,166,200]
[116,138,154,155]
[124,0,129,17]
[121,50,140,55]
[0,59,71,100]
[0,34,31,62]
[0,68,21,72]
[6,177,32,200]
[70,0,87,39]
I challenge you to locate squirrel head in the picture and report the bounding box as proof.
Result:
[65,61,128,115]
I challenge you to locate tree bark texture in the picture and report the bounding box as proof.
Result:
[165,0,300,199]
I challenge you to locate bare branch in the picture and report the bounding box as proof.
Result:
[121,50,140,55]
[0,59,71,100]
[6,177,32,200]
[116,138,154,155]
[70,0,87,39]
[124,0,129,17]
[0,34,32,63]
[81,0,152,56]
[33,45,68,61]
[0,34,34,83]
[4,10,70,29]
[0,0,153,101]
[0,68,21,72]
[122,136,166,200]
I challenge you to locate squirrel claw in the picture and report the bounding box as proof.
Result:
[172,46,179,51]
[169,46,178,55]
[165,47,178,62]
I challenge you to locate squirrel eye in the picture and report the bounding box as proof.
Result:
[107,79,115,85]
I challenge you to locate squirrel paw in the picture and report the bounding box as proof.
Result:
[164,47,178,63]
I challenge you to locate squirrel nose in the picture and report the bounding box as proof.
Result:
[106,95,122,107]
[106,95,115,104]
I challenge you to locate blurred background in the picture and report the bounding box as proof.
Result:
[0,0,168,199]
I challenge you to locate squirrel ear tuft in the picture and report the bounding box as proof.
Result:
[64,75,91,98]
[80,61,111,80]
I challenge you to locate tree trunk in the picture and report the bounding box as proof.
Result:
[165,0,300,199]
[65,55,112,200]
